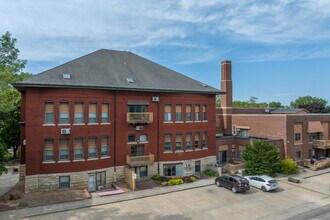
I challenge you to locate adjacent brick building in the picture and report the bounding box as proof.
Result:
[216,61,330,163]
[14,49,221,192]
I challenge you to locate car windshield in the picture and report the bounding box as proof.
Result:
[268,180,277,184]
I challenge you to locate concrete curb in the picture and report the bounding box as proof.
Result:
[0,179,215,219]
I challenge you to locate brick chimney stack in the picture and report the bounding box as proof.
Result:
[220,60,233,135]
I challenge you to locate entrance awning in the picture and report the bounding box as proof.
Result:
[127,100,149,106]
[307,121,324,133]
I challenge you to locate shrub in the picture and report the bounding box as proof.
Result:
[202,169,218,177]
[168,178,184,186]
[151,174,161,181]
[280,157,299,175]
[190,176,197,182]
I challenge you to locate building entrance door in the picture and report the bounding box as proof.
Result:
[218,151,227,165]
[88,174,96,192]
[135,166,148,179]
[131,145,144,156]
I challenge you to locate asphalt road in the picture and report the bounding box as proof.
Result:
[28,178,330,220]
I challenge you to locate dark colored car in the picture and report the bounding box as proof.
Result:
[215,174,250,193]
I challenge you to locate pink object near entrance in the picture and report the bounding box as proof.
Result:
[98,189,125,197]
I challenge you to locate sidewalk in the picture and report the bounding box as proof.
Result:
[0,178,215,219]
[0,166,19,197]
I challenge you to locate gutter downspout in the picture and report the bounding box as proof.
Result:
[157,93,160,174]
[114,91,117,182]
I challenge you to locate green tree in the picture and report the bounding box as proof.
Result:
[242,140,280,176]
[280,157,298,175]
[290,96,328,113]
[268,101,283,108]
[216,95,221,107]
[0,144,9,175]
[0,31,31,165]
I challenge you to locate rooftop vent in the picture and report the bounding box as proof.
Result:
[63,73,71,79]
[126,78,134,83]
[201,83,208,87]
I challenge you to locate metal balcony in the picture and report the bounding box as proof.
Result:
[126,112,153,124]
[126,154,155,167]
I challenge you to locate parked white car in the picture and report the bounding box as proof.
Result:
[245,175,278,192]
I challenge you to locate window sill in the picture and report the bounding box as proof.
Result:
[73,123,85,126]
[185,149,193,152]
[139,141,148,144]
[43,124,55,126]
[185,121,193,123]
[194,121,201,123]
[58,160,71,163]
[202,147,208,150]
[175,121,183,123]
[164,121,173,123]
[101,156,111,159]
[73,159,85,162]
[100,123,111,125]
[42,161,55,164]
[87,158,99,161]
[195,148,201,151]
[128,142,138,145]
[163,150,173,154]
[87,123,99,125]
[202,120,208,123]
[58,124,70,126]
[175,150,184,153]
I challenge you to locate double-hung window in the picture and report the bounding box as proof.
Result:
[175,105,182,122]
[88,137,97,158]
[59,176,70,189]
[44,102,54,124]
[185,133,192,150]
[102,103,109,123]
[74,138,84,160]
[164,134,172,151]
[59,139,69,161]
[185,105,192,121]
[202,132,207,148]
[195,105,200,121]
[74,102,84,124]
[88,103,97,123]
[203,105,207,121]
[175,133,182,151]
[195,132,200,149]
[101,136,109,157]
[59,102,69,124]
[164,104,172,122]
[44,139,54,161]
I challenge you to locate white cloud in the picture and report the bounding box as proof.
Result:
[1,0,330,66]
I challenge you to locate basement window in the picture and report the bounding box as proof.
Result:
[63,73,71,79]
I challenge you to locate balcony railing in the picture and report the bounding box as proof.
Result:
[126,154,154,167]
[312,140,330,149]
[126,112,153,124]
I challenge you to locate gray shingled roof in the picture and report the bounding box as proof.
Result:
[13,49,221,94]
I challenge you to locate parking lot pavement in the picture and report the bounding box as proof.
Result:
[27,178,330,220]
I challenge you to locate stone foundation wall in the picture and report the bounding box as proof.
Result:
[19,164,26,181]
[25,167,115,193]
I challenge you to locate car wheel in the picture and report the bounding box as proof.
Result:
[261,186,267,192]
[216,181,221,187]
[231,187,237,193]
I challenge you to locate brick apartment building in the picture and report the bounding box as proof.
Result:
[14,49,220,192]
[216,61,330,163]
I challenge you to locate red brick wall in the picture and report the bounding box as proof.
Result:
[23,88,216,175]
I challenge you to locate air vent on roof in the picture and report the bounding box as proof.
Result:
[63,73,71,79]
[126,78,134,83]
[201,83,208,87]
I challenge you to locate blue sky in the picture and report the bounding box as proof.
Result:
[1,0,330,105]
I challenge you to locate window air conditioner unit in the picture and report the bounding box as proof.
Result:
[152,96,159,102]
[61,128,71,135]
[135,126,143,131]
